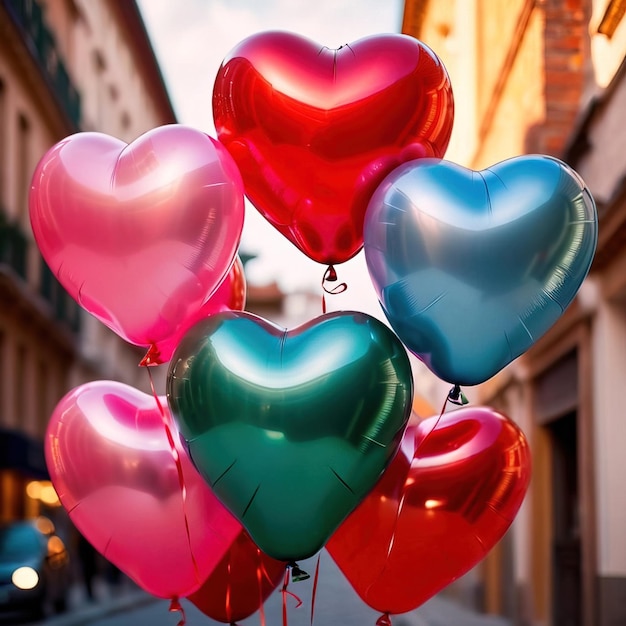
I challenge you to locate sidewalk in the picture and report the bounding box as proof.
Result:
[30,577,157,626]
[411,596,511,626]
[30,583,511,626]
[26,559,512,626]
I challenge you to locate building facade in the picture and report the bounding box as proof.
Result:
[402,1,626,625]
[0,0,176,524]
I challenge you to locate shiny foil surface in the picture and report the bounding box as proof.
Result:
[364,155,598,385]
[29,125,245,349]
[45,381,241,599]
[328,406,532,614]
[167,310,414,561]
[213,31,454,265]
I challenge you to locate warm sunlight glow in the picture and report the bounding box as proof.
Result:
[35,516,55,535]
[26,481,41,500]
[40,484,61,506]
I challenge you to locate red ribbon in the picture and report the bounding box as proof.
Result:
[281,567,303,626]
[145,369,200,584]
[310,554,321,625]
[225,558,233,624]
[256,549,267,626]
[169,597,186,626]
[413,384,464,451]
[321,265,348,313]
[139,343,161,367]
[384,387,463,569]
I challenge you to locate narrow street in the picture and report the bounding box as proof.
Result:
[24,553,510,626]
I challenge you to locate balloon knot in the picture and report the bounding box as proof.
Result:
[169,597,186,626]
[139,344,162,367]
[448,384,468,406]
[325,264,338,282]
[321,266,348,313]
[376,613,392,626]
[288,561,310,582]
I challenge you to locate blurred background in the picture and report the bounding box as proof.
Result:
[1,1,625,625]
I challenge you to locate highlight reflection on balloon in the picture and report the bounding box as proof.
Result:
[327,406,531,615]
[45,381,241,600]
[364,155,598,385]
[29,125,245,351]
[167,310,414,561]
[213,31,454,266]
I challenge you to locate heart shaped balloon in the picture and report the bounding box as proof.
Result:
[143,255,247,366]
[30,125,245,350]
[213,31,454,266]
[188,529,286,623]
[167,310,413,561]
[327,406,531,615]
[364,155,598,385]
[45,381,241,599]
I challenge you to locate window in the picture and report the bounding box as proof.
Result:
[16,114,30,222]
[36,358,48,430]
[14,343,26,422]
[0,329,5,417]
[0,80,5,209]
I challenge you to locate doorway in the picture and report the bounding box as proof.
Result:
[548,411,581,626]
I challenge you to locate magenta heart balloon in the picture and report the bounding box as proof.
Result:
[29,125,245,350]
[45,380,242,599]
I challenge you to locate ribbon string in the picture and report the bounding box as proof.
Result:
[145,368,200,586]
[382,385,470,598]
[310,554,321,626]
[281,566,304,626]
[225,558,233,624]
[413,384,467,451]
[321,264,348,313]
[256,548,267,626]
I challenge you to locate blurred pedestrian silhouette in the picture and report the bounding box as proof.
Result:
[78,533,97,600]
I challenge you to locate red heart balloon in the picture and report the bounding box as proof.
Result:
[327,406,531,615]
[213,31,454,266]
[188,529,286,623]
[29,125,245,349]
[45,381,242,600]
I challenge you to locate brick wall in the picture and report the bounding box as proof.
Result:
[534,0,589,155]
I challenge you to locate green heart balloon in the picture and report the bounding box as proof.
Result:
[167,310,413,561]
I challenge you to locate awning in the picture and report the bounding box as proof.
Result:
[0,427,49,479]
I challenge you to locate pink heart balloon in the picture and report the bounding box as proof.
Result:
[29,125,245,350]
[45,380,242,599]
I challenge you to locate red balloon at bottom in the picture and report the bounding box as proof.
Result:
[327,406,531,615]
[188,529,286,623]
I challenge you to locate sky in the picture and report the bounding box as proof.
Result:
[135,0,404,318]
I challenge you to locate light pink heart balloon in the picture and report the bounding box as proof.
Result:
[29,125,245,350]
[45,380,242,600]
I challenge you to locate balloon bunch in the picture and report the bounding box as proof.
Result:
[30,29,598,625]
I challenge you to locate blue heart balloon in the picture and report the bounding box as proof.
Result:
[364,155,597,386]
